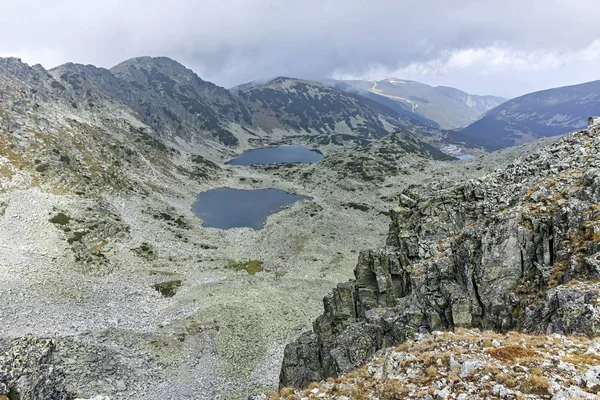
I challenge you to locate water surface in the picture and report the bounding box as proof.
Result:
[457,154,476,160]
[227,145,323,166]
[191,188,310,230]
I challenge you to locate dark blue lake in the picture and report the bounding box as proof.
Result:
[191,188,311,230]
[226,145,323,166]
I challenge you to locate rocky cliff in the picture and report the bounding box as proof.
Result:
[280,117,600,388]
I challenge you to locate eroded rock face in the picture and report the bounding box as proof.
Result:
[0,337,73,400]
[280,118,600,388]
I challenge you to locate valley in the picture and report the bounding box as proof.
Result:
[0,54,596,400]
[0,131,559,399]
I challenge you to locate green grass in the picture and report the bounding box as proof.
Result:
[49,212,71,225]
[154,280,182,297]
[226,260,265,275]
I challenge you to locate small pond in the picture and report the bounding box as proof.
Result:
[457,154,477,160]
[191,188,311,230]
[226,145,323,166]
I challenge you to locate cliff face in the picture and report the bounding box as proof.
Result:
[280,118,600,388]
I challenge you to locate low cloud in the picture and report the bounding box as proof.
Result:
[1,0,599,97]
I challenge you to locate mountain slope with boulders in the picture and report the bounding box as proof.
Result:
[460,79,600,150]
[236,77,397,139]
[0,56,475,400]
[47,57,472,155]
[234,76,481,155]
[279,117,600,393]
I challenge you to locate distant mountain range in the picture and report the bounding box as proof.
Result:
[0,56,471,185]
[459,80,600,150]
[49,58,441,150]
[4,55,595,160]
[323,78,507,130]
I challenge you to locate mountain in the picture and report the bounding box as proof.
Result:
[237,77,391,139]
[280,117,600,389]
[327,78,506,130]
[237,77,483,156]
[49,61,471,154]
[0,56,221,196]
[0,56,476,400]
[50,57,252,147]
[459,79,600,150]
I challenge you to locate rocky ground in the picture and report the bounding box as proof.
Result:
[0,56,580,400]
[277,118,600,399]
[0,129,558,399]
[271,329,600,400]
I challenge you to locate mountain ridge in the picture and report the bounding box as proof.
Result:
[328,77,507,130]
[459,79,600,150]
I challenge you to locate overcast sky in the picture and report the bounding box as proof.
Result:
[1,0,599,98]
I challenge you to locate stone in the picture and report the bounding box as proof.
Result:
[582,365,600,388]
[552,385,597,400]
[492,384,515,398]
[115,380,127,392]
[0,336,73,399]
[459,360,482,378]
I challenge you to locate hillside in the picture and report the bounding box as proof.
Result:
[236,77,394,139]
[460,80,600,150]
[328,78,506,130]
[237,77,482,158]
[273,329,600,399]
[278,117,600,396]
[0,56,477,399]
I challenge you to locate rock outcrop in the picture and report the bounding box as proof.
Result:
[0,337,73,399]
[275,329,600,399]
[280,117,600,388]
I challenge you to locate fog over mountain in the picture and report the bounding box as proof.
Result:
[2,0,600,97]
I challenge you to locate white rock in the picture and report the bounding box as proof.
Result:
[492,384,515,398]
[434,386,451,399]
[583,365,600,388]
[449,356,461,370]
[460,360,482,378]
[551,385,597,400]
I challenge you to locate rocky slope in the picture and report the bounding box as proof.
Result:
[236,77,395,139]
[235,77,482,155]
[310,131,455,183]
[48,57,472,156]
[0,56,485,399]
[328,78,506,130]
[273,329,600,399]
[279,117,600,390]
[460,80,600,150]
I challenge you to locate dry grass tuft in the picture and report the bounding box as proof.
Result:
[485,345,538,363]
[520,374,551,395]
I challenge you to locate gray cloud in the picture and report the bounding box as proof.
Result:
[1,0,600,97]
